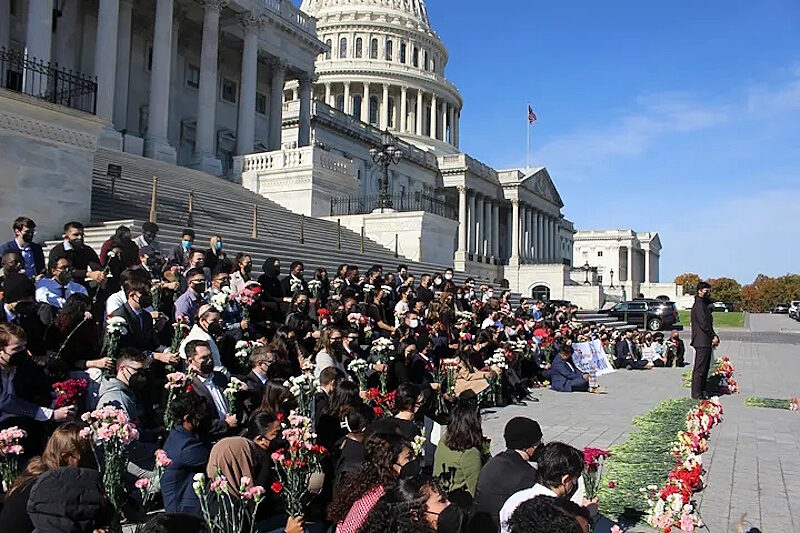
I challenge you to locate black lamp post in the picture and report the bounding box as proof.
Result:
[369,130,403,210]
[609,268,615,288]
[583,261,591,285]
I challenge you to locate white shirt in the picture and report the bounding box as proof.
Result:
[313,349,347,380]
[499,484,558,533]
[35,277,88,309]
[199,374,228,420]
[105,289,127,317]
[179,324,228,375]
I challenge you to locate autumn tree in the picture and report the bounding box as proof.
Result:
[740,274,800,312]
[674,273,701,295]
[706,277,742,309]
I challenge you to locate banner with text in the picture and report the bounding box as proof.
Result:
[571,340,616,375]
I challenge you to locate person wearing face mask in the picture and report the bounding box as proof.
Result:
[281,261,308,302]
[35,257,88,310]
[180,306,229,375]
[328,432,414,533]
[134,221,163,258]
[100,225,139,270]
[0,273,52,357]
[169,228,196,267]
[416,274,434,305]
[173,268,206,327]
[204,235,226,274]
[230,253,253,293]
[313,328,346,380]
[185,340,238,439]
[47,221,105,289]
[285,292,317,347]
[208,270,248,337]
[432,273,445,295]
[97,347,150,425]
[690,281,718,399]
[471,417,542,532]
[0,217,45,280]
[499,442,590,533]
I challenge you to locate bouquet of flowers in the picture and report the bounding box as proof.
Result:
[348,358,370,391]
[135,449,172,512]
[0,426,26,492]
[164,370,193,429]
[582,447,611,500]
[364,387,396,417]
[307,279,322,300]
[289,278,304,296]
[411,435,427,457]
[348,313,374,338]
[317,308,332,329]
[486,348,509,371]
[370,338,395,394]
[170,316,190,354]
[223,377,246,415]
[233,286,260,321]
[165,264,185,300]
[80,406,139,513]
[642,484,702,533]
[362,283,375,296]
[792,397,799,411]
[52,378,88,408]
[193,472,267,533]
[234,340,264,371]
[270,412,328,517]
[104,316,128,378]
[284,374,319,418]
[331,278,343,299]
[210,286,233,313]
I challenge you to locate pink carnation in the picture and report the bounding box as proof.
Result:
[135,478,150,490]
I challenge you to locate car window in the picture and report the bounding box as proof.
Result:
[629,302,646,311]
[614,303,627,311]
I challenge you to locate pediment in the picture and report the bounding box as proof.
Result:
[522,168,563,208]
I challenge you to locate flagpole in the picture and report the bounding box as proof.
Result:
[526,103,531,169]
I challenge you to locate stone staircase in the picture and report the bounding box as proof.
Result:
[46,148,498,285]
[574,311,638,332]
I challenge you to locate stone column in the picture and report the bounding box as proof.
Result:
[236,13,261,155]
[24,0,53,95]
[416,90,424,135]
[510,200,520,265]
[343,81,351,114]
[113,0,133,130]
[453,110,460,148]
[268,59,287,150]
[456,186,468,257]
[441,100,448,142]
[548,217,555,262]
[361,82,369,122]
[430,94,438,139]
[144,0,176,162]
[528,206,536,262]
[381,84,389,130]
[298,75,313,147]
[492,201,500,260]
[0,0,9,51]
[448,105,455,145]
[644,249,650,284]
[535,211,542,262]
[400,86,408,132]
[194,0,224,172]
[95,0,121,121]
[324,83,332,106]
[468,192,478,254]
[483,198,491,257]
[475,195,484,258]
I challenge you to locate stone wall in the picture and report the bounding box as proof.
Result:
[0,90,104,242]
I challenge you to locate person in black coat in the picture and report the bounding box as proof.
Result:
[690,282,718,399]
[471,417,542,532]
[0,273,53,358]
[46,222,105,290]
[257,257,285,322]
[415,274,435,305]
[281,261,308,298]
[666,329,686,367]
[26,467,114,532]
[0,216,45,278]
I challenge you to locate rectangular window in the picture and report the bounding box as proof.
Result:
[400,43,407,63]
[146,45,153,71]
[255,92,267,115]
[597,275,603,284]
[221,78,238,104]
[597,250,603,257]
[186,65,200,89]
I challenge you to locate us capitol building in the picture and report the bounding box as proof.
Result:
[0,0,678,307]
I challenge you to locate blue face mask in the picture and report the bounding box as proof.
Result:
[215,241,222,251]
[182,240,191,250]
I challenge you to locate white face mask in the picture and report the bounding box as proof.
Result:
[409,319,419,329]
[444,274,452,280]
[486,291,494,298]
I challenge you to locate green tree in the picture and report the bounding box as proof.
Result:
[674,273,701,295]
[707,277,742,309]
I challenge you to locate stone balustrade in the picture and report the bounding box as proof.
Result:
[234,145,354,178]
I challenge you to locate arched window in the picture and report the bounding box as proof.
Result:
[385,39,393,61]
[336,94,345,111]
[400,42,407,63]
[355,37,363,58]
[325,39,332,60]
[353,95,363,120]
[369,96,379,125]
[531,285,551,302]
[412,46,419,67]
[423,50,428,70]
[388,96,395,128]
[370,38,378,59]
[339,37,347,59]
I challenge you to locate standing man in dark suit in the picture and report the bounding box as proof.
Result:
[47,222,106,291]
[0,217,45,279]
[690,282,718,399]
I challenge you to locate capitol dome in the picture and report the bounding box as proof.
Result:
[298,0,463,153]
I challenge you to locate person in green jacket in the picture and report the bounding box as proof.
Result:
[433,397,485,499]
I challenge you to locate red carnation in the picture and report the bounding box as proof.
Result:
[270,481,283,494]
[284,459,292,468]
[185,384,194,394]
[608,480,616,489]
[373,406,384,417]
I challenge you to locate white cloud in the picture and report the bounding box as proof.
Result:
[746,67,800,114]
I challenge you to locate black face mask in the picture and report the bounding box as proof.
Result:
[297,301,309,312]
[191,281,206,294]
[437,504,466,533]
[199,359,215,375]
[13,302,35,317]
[195,260,205,269]
[398,458,421,480]
[127,371,148,391]
[244,265,253,274]
[68,237,83,249]
[206,321,223,338]
[5,349,27,366]
[268,437,288,453]
[21,233,34,244]
[138,294,153,309]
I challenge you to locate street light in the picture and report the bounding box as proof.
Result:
[583,261,591,285]
[609,268,615,288]
[369,130,403,210]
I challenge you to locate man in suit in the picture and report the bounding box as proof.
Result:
[35,257,88,310]
[690,282,718,399]
[281,261,308,298]
[471,417,542,532]
[169,228,196,267]
[242,344,274,414]
[550,345,590,392]
[0,217,45,279]
[185,339,238,439]
[47,221,106,290]
[0,273,52,357]
[415,274,434,305]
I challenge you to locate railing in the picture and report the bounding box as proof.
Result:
[257,0,316,34]
[330,192,458,221]
[0,47,97,114]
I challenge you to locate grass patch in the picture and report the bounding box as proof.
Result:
[678,310,745,328]
[597,398,697,523]
[744,397,791,410]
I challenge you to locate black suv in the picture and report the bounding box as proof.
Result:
[601,299,680,331]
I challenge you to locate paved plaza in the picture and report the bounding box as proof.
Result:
[482,314,800,532]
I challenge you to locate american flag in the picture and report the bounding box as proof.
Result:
[528,105,537,124]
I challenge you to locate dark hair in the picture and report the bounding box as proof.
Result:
[358,476,436,533]
[54,293,93,333]
[184,339,211,360]
[255,380,294,418]
[185,267,204,281]
[560,344,574,356]
[535,442,585,489]
[141,221,159,234]
[397,264,408,272]
[290,260,304,271]
[48,255,71,272]
[327,432,410,524]
[181,228,195,239]
[319,366,343,387]
[444,400,483,451]
[326,379,362,417]
[169,391,212,431]
[697,281,711,292]
[394,382,421,413]
[141,513,211,533]
[117,347,147,371]
[341,403,374,435]
[123,277,150,298]
[245,412,279,440]
[505,495,584,533]
[12,216,35,232]
[63,221,84,233]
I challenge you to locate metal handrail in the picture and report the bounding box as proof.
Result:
[330,192,458,220]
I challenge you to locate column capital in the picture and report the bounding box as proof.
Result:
[120,0,135,7]
[298,72,316,84]
[456,185,468,194]
[239,11,265,33]
[268,57,289,74]
[510,198,520,205]
[202,0,228,13]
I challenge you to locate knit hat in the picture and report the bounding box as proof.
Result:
[504,416,543,450]
[2,272,35,303]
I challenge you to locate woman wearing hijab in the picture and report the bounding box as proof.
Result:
[257,257,285,323]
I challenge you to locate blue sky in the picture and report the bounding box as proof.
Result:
[419,0,800,284]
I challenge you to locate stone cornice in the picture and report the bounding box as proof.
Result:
[0,108,98,150]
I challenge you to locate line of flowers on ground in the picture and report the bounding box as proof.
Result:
[682,356,738,394]
[744,396,799,411]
